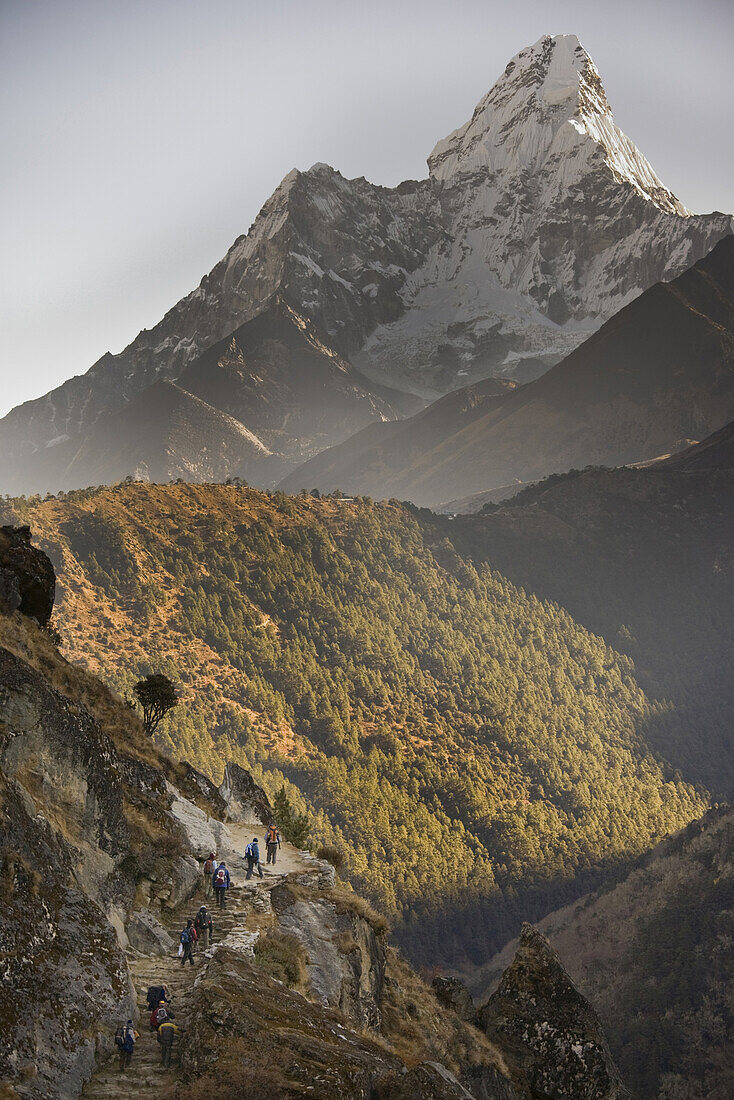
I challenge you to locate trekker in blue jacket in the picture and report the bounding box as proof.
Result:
[212,861,230,909]
[245,837,264,880]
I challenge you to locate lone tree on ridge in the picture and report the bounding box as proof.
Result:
[133,673,179,735]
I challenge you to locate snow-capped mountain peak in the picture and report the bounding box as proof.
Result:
[1,33,730,496]
[428,34,686,215]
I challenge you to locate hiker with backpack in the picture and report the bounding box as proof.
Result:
[146,984,171,1013]
[194,904,213,950]
[114,1020,139,1072]
[245,837,264,880]
[157,1018,179,1067]
[212,860,230,909]
[150,1000,175,1031]
[265,823,281,864]
[203,851,216,898]
[180,918,197,965]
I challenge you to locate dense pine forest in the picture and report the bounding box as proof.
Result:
[1,483,709,966]
[452,459,734,795]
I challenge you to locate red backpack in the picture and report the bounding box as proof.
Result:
[215,867,227,886]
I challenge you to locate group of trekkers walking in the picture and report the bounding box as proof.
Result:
[245,823,282,879]
[202,824,280,903]
[114,825,282,1074]
[114,985,179,1071]
[204,851,231,908]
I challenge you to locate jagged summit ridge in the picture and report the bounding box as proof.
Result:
[428,34,686,214]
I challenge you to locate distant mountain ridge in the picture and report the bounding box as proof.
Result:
[1,33,732,495]
[281,235,734,504]
[0,300,419,492]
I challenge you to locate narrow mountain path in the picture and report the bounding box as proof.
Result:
[82,825,310,1099]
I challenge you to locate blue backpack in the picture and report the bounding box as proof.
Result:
[180,929,190,945]
[116,1025,135,1052]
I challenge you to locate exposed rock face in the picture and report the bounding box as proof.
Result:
[0,594,229,1094]
[0,526,55,624]
[289,852,338,891]
[0,646,130,896]
[0,34,730,496]
[219,761,273,824]
[167,781,233,858]
[478,924,630,1099]
[375,1061,476,1099]
[181,946,518,1100]
[181,946,404,1099]
[0,775,135,1099]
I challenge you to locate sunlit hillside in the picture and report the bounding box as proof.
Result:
[2,482,707,966]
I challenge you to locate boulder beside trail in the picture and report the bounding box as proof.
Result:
[126,909,175,955]
[432,976,476,1022]
[218,761,273,824]
[374,1061,476,1099]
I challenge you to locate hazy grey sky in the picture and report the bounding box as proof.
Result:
[1,0,732,416]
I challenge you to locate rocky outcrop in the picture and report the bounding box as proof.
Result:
[0,526,55,624]
[181,947,404,1099]
[478,924,630,1099]
[0,774,135,1098]
[433,976,476,1022]
[375,1062,476,1099]
[218,761,273,824]
[181,947,519,1100]
[0,589,233,1094]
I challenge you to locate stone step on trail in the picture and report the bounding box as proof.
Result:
[82,886,255,1099]
[81,835,308,1100]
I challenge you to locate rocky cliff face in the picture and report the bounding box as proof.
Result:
[0,534,237,1095]
[1,34,730,496]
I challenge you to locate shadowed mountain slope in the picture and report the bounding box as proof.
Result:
[59,379,273,487]
[448,421,734,794]
[0,302,420,494]
[470,805,734,1100]
[281,236,734,504]
[175,298,420,464]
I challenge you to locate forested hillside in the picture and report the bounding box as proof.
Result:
[1,483,707,967]
[451,443,734,795]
